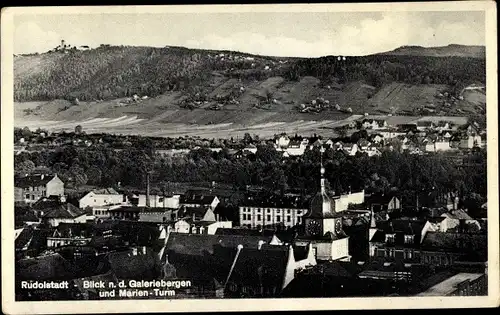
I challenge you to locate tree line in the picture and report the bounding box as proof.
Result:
[14,142,486,212]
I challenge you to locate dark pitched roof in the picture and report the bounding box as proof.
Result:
[366,193,398,206]
[165,233,273,258]
[177,206,210,219]
[16,253,79,281]
[92,188,119,195]
[215,228,276,236]
[180,194,217,205]
[43,203,86,219]
[106,248,160,280]
[15,227,52,253]
[420,232,487,256]
[216,244,291,291]
[14,174,58,188]
[292,243,311,261]
[32,196,64,211]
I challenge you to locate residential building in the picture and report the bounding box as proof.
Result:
[459,134,482,149]
[79,188,125,209]
[42,203,87,227]
[179,194,219,210]
[416,121,435,131]
[162,232,316,298]
[239,194,309,229]
[419,231,487,267]
[368,217,426,263]
[14,174,64,204]
[366,193,401,213]
[332,190,366,213]
[130,194,180,208]
[138,208,178,223]
[275,134,291,148]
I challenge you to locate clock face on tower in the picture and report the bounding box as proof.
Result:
[306,220,322,236]
[335,219,342,234]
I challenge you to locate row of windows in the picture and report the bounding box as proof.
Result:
[25,186,45,192]
[241,208,303,215]
[242,214,295,223]
[385,234,415,244]
[25,194,42,200]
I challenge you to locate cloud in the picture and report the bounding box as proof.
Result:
[15,22,61,54]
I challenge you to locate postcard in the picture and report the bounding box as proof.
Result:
[1,2,498,313]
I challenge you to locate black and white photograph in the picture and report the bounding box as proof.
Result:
[1,2,498,313]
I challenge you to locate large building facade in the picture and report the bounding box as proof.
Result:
[239,206,307,229]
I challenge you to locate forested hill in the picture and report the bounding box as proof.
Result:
[14,44,485,104]
[379,44,486,58]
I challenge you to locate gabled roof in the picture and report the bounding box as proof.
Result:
[16,253,79,281]
[366,193,398,206]
[14,174,58,188]
[179,194,218,205]
[177,205,211,219]
[441,209,473,220]
[32,196,63,211]
[165,233,273,258]
[43,203,86,219]
[107,248,158,280]
[92,188,119,195]
[420,232,487,256]
[218,244,291,290]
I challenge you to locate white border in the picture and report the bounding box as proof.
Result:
[2,2,498,313]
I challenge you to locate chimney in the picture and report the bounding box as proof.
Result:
[258,240,265,250]
[146,173,151,208]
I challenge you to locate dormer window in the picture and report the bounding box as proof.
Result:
[404,235,415,244]
[385,233,395,243]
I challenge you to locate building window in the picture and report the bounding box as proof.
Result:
[242,214,247,220]
[267,215,271,222]
[404,235,414,244]
[247,214,252,221]
[287,210,291,214]
[385,234,395,243]
[25,194,30,199]
[297,210,301,215]
[257,208,261,213]
[257,214,261,221]
[287,216,291,222]
[267,209,270,213]
[277,215,281,222]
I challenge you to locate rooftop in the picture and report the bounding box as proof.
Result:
[417,273,484,296]
[14,174,58,188]
[43,203,86,219]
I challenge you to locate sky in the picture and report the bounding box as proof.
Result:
[13,10,485,57]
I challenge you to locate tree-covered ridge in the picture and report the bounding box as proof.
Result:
[14,45,485,102]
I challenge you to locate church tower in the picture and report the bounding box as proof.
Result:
[303,147,344,238]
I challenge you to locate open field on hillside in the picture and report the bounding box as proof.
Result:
[15,99,468,139]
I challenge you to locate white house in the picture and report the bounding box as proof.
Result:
[133,194,180,208]
[459,135,482,149]
[275,135,291,148]
[79,188,125,209]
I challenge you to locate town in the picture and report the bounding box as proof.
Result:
[14,115,487,300]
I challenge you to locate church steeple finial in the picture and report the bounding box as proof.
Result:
[320,146,325,194]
